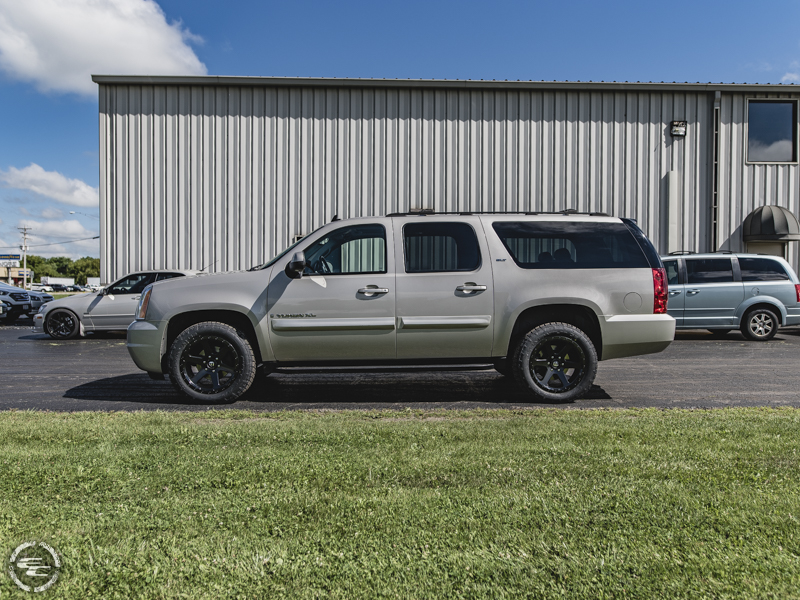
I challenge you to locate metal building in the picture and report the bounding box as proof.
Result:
[93,76,800,282]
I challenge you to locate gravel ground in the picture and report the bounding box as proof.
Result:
[1,317,799,412]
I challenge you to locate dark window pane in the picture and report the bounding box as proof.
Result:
[664,260,680,285]
[108,273,156,295]
[403,222,481,273]
[491,221,649,269]
[748,101,797,162]
[303,224,386,275]
[739,257,789,281]
[685,259,734,284]
[155,273,185,282]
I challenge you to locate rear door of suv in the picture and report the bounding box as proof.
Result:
[393,217,494,359]
[683,257,743,328]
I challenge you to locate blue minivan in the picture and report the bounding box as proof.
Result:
[660,253,800,341]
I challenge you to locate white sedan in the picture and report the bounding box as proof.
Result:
[34,270,197,339]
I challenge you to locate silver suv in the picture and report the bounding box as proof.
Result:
[127,213,675,403]
[661,253,800,340]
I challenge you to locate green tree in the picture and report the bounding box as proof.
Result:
[47,256,73,276]
[67,257,100,285]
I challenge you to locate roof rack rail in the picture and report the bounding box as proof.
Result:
[384,210,614,217]
[668,250,695,255]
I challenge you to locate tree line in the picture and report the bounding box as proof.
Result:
[26,255,100,285]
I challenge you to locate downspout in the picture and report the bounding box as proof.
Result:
[711,90,721,251]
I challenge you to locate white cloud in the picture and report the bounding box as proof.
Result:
[0,164,98,207]
[41,207,64,219]
[781,72,800,83]
[748,140,794,161]
[0,0,206,96]
[17,218,99,259]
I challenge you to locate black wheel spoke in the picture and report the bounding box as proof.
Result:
[210,371,221,390]
[555,371,570,388]
[191,369,209,384]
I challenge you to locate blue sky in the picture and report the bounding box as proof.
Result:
[1,0,799,258]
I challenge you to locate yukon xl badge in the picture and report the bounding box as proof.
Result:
[271,313,317,318]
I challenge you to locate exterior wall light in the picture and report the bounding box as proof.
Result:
[670,121,687,136]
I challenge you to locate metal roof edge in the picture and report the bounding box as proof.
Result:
[90,75,800,93]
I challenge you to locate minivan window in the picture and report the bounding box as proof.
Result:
[663,260,680,285]
[738,257,790,281]
[403,222,480,273]
[685,259,734,284]
[491,221,649,269]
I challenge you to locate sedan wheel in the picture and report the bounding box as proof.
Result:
[513,322,598,402]
[45,308,80,339]
[741,307,779,341]
[168,321,256,403]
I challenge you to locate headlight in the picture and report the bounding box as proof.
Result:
[136,285,153,320]
[38,305,47,314]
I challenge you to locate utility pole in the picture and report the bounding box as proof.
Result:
[18,226,31,290]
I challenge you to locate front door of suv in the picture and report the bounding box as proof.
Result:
[683,258,743,329]
[266,223,397,362]
[394,218,494,359]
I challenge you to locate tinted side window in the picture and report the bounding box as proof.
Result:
[685,259,734,284]
[738,258,790,281]
[403,222,480,273]
[491,221,649,269]
[303,224,386,275]
[155,273,185,282]
[107,273,156,295]
[663,260,680,285]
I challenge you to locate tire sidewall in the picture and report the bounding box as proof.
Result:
[168,321,256,403]
[45,308,80,339]
[513,322,598,403]
[741,308,779,342]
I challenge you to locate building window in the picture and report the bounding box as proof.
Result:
[747,100,797,163]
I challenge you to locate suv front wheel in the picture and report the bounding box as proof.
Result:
[741,307,779,342]
[513,322,598,403]
[168,321,257,403]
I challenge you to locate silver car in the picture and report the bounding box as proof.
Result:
[127,213,675,404]
[34,270,198,339]
[661,253,800,340]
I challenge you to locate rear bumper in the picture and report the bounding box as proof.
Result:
[600,314,675,360]
[127,320,167,373]
[785,307,800,326]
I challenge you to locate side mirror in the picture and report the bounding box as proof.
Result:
[285,251,306,280]
[101,288,109,296]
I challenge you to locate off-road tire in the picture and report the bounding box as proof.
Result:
[513,322,598,403]
[45,308,80,339]
[168,321,257,403]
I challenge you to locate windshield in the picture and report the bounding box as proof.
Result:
[248,225,325,271]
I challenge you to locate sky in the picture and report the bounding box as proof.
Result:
[1,0,800,259]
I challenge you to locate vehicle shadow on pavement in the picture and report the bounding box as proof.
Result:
[63,371,612,408]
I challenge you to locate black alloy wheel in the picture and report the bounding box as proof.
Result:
[741,307,779,342]
[168,322,256,403]
[513,322,598,402]
[45,308,80,339]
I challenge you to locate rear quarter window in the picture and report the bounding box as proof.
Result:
[738,257,790,281]
[491,221,650,269]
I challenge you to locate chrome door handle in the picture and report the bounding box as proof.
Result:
[669,290,682,296]
[358,287,389,295]
[456,284,487,292]
[686,289,700,295]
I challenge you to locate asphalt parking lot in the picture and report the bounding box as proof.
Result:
[1,316,799,411]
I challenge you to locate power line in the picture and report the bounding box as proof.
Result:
[0,235,99,249]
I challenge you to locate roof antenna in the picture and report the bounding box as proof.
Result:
[331,214,340,222]
[199,259,219,272]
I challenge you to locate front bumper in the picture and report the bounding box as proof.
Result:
[127,320,168,373]
[599,313,676,360]
[33,312,45,333]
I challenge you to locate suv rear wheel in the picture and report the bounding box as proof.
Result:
[741,307,779,342]
[513,322,598,402]
[168,321,257,403]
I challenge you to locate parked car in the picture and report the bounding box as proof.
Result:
[27,291,54,316]
[34,270,198,339]
[127,212,675,404]
[0,284,32,322]
[31,283,54,292]
[48,284,69,292]
[660,252,800,340]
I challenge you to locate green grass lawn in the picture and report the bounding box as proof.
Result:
[1,408,798,599]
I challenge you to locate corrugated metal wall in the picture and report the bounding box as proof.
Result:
[99,83,713,282]
[717,92,800,268]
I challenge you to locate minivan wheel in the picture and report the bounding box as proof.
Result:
[45,308,80,339]
[741,307,779,342]
[513,322,598,403]
[168,321,256,403]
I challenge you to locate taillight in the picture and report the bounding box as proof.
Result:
[795,284,800,303]
[653,268,668,314]
[136,286,153,320]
